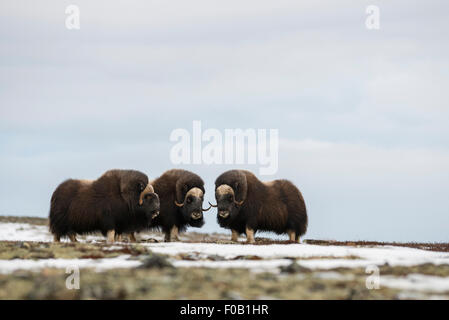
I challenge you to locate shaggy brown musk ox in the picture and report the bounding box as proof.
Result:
[49,169,160,243]
[210,170,308,243]
[149,169,210,241]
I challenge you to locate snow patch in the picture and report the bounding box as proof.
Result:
[0,223,53,242]
[0,255,140,274]
[143,242,449,269]
[171,259,292,271]
[382,274,449,293]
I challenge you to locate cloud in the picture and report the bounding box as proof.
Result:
[278,139,449,242]
[1,0,449,241]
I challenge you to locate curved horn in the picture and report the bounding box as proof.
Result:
[174,200,184,207]
[215,184,243,205]
[139,184,155,205]
[202,204,212,211]
[175,187,203,208]
[233,171,248,206]
[208,201,218,208]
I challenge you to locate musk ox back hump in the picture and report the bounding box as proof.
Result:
[276,179,308,236]
[49,179,90,235]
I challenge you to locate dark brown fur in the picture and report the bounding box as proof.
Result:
[150,169,206,241]
[49,169,159,241]
[214,170,308,241]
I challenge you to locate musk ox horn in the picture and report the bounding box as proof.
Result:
[174,200,184,207]
[174,187,204,208]
[216,184,245,206]
[202,204,212,211]
[216,184,233,196]
[208,201,218,208]
[139,184,155,205]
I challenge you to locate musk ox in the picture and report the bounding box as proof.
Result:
[150,169,210,241]
[209,170,308,243]
[49,169,160,243]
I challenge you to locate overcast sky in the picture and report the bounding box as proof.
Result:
[1,1,448,242]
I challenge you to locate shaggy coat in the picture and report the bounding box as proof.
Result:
[49,169,160,242]
[212,170,308,243]
[150,169,208,241]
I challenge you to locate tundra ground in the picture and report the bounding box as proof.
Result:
[0,216,448,300]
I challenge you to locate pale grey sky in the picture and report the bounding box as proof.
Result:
[1,1,448,241]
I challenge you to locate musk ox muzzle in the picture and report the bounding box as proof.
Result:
[218,210,230,219]
[191,211,203,220]
[150,206,160,219]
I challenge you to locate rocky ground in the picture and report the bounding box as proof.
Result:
[0,216,448,299]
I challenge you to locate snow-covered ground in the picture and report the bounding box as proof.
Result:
[147,242,449,269]
[2,222,449,271]
[0,255,140,274]
[0,223,54,242]
[1,222,449,296]
[382,274,449,293]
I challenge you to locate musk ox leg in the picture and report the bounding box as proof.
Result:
[288,230,296,242]
[295,234,301,244]
[245,227,256,244]
[165,226,179,242]
[106,230,115,243]
[53,234,61,243]
[115,234,123,242]
[69,234,78,242]
[129,232,137,242]
[172,226,180,241]
[231,230,239,242]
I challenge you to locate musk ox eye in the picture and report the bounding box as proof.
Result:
[187,196,193,204]
[139,183,145,191]
[228,195,233,201]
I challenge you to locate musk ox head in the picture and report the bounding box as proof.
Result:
[173,174,209,227]
[211,170,247,221]
[140,188,160,222]
[106,169,160,223]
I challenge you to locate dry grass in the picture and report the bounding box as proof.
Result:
[304,239,449,252]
